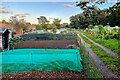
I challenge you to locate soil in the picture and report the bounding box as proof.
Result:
[2,71,86,79]
[14,40,79,49]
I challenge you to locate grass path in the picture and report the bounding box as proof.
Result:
[77,33,118,78]
[84,32,120,55]
[80,45,103,78]
[82,33,120,60]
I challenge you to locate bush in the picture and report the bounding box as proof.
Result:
[9,37,23,49]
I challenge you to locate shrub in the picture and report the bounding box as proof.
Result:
[9,37,23,49]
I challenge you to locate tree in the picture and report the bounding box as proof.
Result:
[76,0,108,26]
[70,13,90,29]
[41,23,57,33]
[53,18,61,29]
[51,24,57,33]
[70,0,119,29]
[21,23,29,30]
[37,16,50,30]
[9,16,29,30]
[9,16,19,28]
[37,16,48,24]
[108,2,120,27]
[2,20,5,23]
[46,24,54,30]
[35,24,42,30]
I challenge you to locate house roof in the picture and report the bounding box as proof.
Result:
[0,28,7,34]
[0,23,14,30]
[29,25,36,30]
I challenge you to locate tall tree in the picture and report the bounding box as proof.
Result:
[108,2,120,27]
[37,16,48,24]
[53,18,61,29]
[37,16,49,29]
[9,16,29,30]
[9,16,19,29]
[76,0,107,25]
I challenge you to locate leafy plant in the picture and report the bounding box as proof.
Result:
[9,37,23,49]
[84,32,120,55]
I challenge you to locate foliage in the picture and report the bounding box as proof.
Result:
[37,16,48,24]
[84,32,120,55]
[20,23,29,30]
[46,24,53,30]
[9,37,23,49]
[9,16,29,30]
[80,33,120,73]
[80,46,103,78]
[70,14,89,29]
[35,24,42,30]
[37,18,61,33]
[75,1,108,26]
[36,17,61,32]
[88,24,94,29]
[53,18,61,29]
[37,16,50,31]
[47,24,57,33]
[70,2,119,29]
[107,2,120,27]
[97,25,106,39]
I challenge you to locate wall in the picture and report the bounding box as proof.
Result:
[0,34,2,49]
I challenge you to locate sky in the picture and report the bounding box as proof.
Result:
[0,1,117,24]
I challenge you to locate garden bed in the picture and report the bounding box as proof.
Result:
[2,48,84,79]
[20,33,77,41]
[2,71,86,79]
[14,40,79,49]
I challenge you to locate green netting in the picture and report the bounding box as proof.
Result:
[20,33,77,40]
[37,30,44,33]
[1,49,83,74]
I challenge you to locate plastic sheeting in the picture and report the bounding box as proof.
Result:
[1,49,83,74]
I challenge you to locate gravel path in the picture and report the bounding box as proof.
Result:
[77,34,118,78]
[82,34,120,60]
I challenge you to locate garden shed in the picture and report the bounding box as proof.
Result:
[0,28,10,49]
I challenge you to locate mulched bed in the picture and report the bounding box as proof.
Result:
[14,40,79,49]
[2,71,86,79]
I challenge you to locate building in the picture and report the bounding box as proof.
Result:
[0,28,10,49]
[28,25,36,31]
[0,22,14,30]
[0,23,16,36]
[0,22,23,37]
[15,27,23,36]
